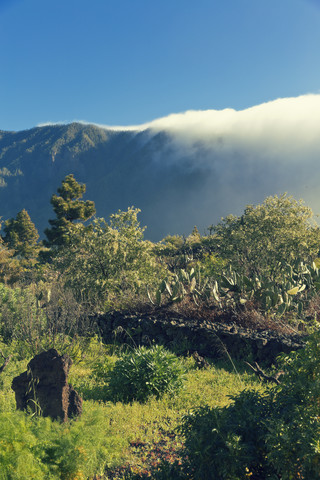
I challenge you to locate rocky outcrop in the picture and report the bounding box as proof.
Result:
[11,349,82,422]
[96,312,306,366]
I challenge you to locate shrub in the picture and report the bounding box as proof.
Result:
[0,282,94,359]
[265,333,320,479]
[53,208,168,311]
[0,405,126,480]
[108,345,185,403]
[212,194,320,281]
[179,332,320,479]
[0,283,45,349]
[179,390,275,480]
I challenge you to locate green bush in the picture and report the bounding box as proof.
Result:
[179,332,320,479]
[53,208,168,311]
[265,334,320,479]
[179,390,274,480]
[108,345,185,403]
[0,405,126,480]
[211,194,320,281]
[0,281,95,359]
[0,283,45,349]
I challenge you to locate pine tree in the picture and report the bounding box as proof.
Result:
[0,220,19,283]
[44,174,96,250]
[3,209,39,258]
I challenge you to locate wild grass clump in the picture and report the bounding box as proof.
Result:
[108,345,186,403]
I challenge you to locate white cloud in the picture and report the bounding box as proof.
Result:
[35,94,320,234]
[37,122,64,127]
[37,120,144,132]
[136,93,320,223]
[86,94,320,173]
[38,94,320,203]
[39,94,320,159]
[91,122,144,132]
[145,94,320,164]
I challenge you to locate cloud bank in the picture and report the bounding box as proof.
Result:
[94,93,320,169]
[146,94,320,165]
[44,94,320,164]
[13,93,320,239]
[95,94,320,229]
[39,94,320,231]
[143,94,320,230]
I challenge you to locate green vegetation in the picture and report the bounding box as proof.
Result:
[0,235,16,283]
[108,345,185,403]
[210,193,320,280]
[3,209,39,259]
[1,178,320,478]
[53,207,166,310]
[44,174,96,251]
[180,332,320,479]
[0,337,262,480]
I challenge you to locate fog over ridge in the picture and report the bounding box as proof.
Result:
[146,94,320,163]
[145,93,320,229]
[43,94,320,165]
[92,93,320,165]
[30,94,320,237]
[81,94,320,232]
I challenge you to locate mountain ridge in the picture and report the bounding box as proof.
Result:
[1,102,320,240]
[0,122,208,240]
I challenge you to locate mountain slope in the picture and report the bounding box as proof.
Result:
[1,97,320,240]
[0,123,214,239]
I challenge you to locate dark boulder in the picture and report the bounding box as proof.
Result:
[11,348,82,422]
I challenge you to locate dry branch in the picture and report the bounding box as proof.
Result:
[245,360,284,385]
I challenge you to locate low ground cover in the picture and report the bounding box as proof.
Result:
[0,338,263,479]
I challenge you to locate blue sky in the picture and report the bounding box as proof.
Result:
[1,0,320,131]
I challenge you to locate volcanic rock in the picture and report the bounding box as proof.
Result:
[11,348,82,422]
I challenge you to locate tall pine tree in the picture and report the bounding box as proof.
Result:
[44,174,96,250]
[3,209,39,258]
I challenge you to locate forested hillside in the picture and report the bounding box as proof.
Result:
[1,120,320,241]
[0,123,209,240]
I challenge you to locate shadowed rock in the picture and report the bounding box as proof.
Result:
[97,311,306,366]
[11,348,82,422]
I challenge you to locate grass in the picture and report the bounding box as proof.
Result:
[0,338,265,479]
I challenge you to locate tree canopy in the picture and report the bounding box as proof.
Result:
[3,209,39,258]
[211,194,320,280]
[53,207,166,310]
[44,174,96,250]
